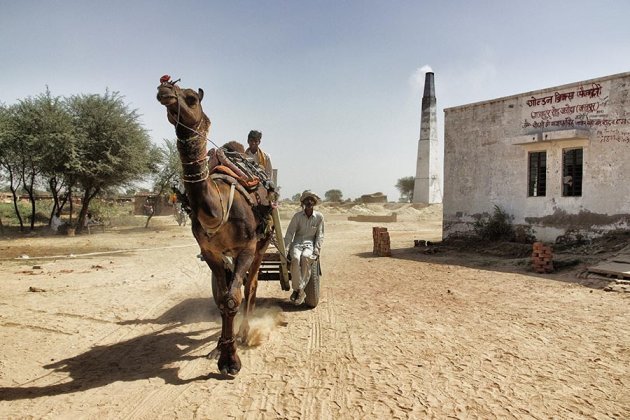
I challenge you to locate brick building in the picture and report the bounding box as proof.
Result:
[443,72,630,242]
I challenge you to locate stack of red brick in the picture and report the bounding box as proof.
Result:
[532,242,554,273]
[372,227,391,257]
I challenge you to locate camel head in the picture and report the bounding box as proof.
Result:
[156,75,209,136]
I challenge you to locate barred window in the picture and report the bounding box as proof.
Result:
[562,148,583,197]
[528,151,546,197]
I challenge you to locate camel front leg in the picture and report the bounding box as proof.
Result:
[203,252,242,375]
[217,308,240,375]
[225,248,255,343]
[216,275,243,375]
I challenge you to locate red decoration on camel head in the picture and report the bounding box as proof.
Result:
[160,74,171,83]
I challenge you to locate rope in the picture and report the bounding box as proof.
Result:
[181,155,209,165]
[170,96,211,184]
[182,161,209,183]
[173,96,222,150]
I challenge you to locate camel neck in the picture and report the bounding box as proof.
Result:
[177,129,209,185]
[176,115,210,164]
[177,132,208,164]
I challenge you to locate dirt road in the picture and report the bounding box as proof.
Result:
[0,205,628,419]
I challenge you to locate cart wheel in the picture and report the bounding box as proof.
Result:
[304,260,320,308]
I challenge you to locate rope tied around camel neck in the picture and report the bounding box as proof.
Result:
[180,140,210,184]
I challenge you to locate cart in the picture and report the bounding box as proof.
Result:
[211,207,321,308]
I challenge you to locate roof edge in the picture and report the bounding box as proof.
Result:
[444,71,630,113]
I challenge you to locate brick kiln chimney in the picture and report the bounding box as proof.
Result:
[413,72,442,204]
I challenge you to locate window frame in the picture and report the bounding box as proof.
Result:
[527,150,547,197]
[562,147,583,197]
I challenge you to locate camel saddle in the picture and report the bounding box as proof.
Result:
[208,147,275,194]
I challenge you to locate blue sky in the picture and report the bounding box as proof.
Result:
[2,0,630,201]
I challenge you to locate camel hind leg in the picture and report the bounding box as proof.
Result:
[238,253,264,343]
[238,235,272,343]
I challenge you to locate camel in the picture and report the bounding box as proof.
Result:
[156,76,272,375]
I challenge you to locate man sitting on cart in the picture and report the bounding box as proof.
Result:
[283,190,325,305]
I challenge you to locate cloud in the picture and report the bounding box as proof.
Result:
[410,65,433,90]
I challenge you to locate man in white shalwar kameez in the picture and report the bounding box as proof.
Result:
[283,191,325,305]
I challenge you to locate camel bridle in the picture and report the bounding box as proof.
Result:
[160,81,238,237]
[162,82,211,184]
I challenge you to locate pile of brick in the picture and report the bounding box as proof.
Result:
[532,242,554,273]
[372,226,391,257]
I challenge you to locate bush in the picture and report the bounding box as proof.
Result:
[0,201,33,225]
[88,198,138,226]
[514,225,536,244]
[0,197,136,228]
[473,205,515,241]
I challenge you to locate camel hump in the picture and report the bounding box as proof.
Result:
[222,141,245,153]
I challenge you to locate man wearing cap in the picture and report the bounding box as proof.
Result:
[283,190,325,305]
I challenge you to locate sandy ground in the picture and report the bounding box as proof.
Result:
[0,203,628,419]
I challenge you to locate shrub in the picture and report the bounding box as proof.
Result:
[514,225,536,243]
[473,205,515,241]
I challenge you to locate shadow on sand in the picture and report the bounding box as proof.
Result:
[0,298,231,401]
[255,296,313,313]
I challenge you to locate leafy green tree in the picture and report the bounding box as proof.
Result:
[291,193,301,201]
[11,91,68,229]
[0,104,24,228]
[145,139,180,228]
[324,189,343,202]
[0,97,66,230]
[395,176,415,203]
[1,92,75,231]
[17,89,76,226]
[66,90,156,233]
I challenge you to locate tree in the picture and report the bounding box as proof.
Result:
[0,104,25,228]
[324,189,343,202]
[14,89,75,228]
[395,176,415,202]
[66,90,156,233]
[145,139,180,228]
[0,90,78,231]
[0,103,30,230]
[291,193,301,201]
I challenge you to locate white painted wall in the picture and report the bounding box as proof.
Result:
[443,72,630,242]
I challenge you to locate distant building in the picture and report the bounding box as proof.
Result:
[443,72,630,242]
[360,192,388,203]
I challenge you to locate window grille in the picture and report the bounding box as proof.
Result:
[562,148,583,197]
[528,151,546,197]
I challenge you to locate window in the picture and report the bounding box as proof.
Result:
[528,151,546,197]
[562,148,583,196]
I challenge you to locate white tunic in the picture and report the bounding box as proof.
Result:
[284,210,325,253]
